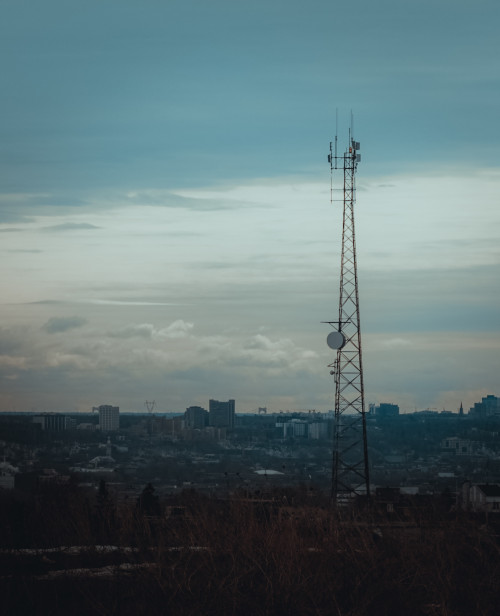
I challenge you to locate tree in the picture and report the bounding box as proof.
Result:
[136,482,161,516]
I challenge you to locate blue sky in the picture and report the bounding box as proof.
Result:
[0,0,499,413]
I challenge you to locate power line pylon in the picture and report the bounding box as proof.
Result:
[325,121,370,504]
[144,400,156,414]
[145,400,156,437]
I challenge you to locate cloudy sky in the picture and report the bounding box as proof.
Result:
[1,0,499,414]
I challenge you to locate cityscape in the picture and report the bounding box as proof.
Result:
[2,395,500,502]
[3,395,500,505]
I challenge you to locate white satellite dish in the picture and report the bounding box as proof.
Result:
[327,331,345,350]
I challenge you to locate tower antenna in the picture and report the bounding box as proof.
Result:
[324,114,370,505]
[329,109,339,203]
[335,108,338,161]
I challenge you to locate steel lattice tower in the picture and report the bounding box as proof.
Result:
[325,127,370,504]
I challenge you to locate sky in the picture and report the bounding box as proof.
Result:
[0,0,499,414]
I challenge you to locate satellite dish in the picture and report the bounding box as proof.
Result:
[327,331,345,350]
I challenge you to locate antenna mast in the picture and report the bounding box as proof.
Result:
[325,117,370,504]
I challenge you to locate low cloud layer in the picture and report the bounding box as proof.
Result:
[0,316,323,412]
[42,223,100,232]
[42,317,88,334]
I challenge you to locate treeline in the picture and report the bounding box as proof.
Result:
[1,483,500,615]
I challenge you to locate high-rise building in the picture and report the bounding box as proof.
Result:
[208,399,235,428]
[469,395,500,417]
[98,405,120,431]
[374,403,399,418]
[185,406,208,429]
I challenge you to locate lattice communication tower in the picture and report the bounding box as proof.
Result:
[325,122,370,504]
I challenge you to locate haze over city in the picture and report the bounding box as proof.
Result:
[1,0,499,414]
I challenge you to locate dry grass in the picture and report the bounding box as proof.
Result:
[1,487,500,615]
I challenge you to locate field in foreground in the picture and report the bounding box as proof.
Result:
[1,485,500,615]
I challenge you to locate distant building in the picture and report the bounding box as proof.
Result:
[33,413,74,431]
[97,405,120,431]
[442,437,473,455]
[373,403,399,418]
[308,421,328,440]
[205,426,227,441]
[469,395,500,417]
[160,415,184,437]
[209,399,235,428]
[462,482,500,512]
[77,422,96,431]
[0,461,18,489]
[283,419,308,439]
[185,406,208,429]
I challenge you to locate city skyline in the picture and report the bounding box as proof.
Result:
[1,1,499,414]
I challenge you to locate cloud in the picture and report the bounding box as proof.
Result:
[29,300,65,305]
[161,320,194,338]
[44,320,316,379]
[0,327,26,355]
[0,212,36,224]
[123,189,256,212]
[41,223,100,232]
[7,249,43,253]
[80,300,179,307]
[109,323,155,339]
[360,264,500,334]
[237,334,318,370]
[0,356,27,370]
[109,320,194,340]
[381,338,412,348]
[0,187,250,227]
[0,193,89,222]
[42,316,88,334]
